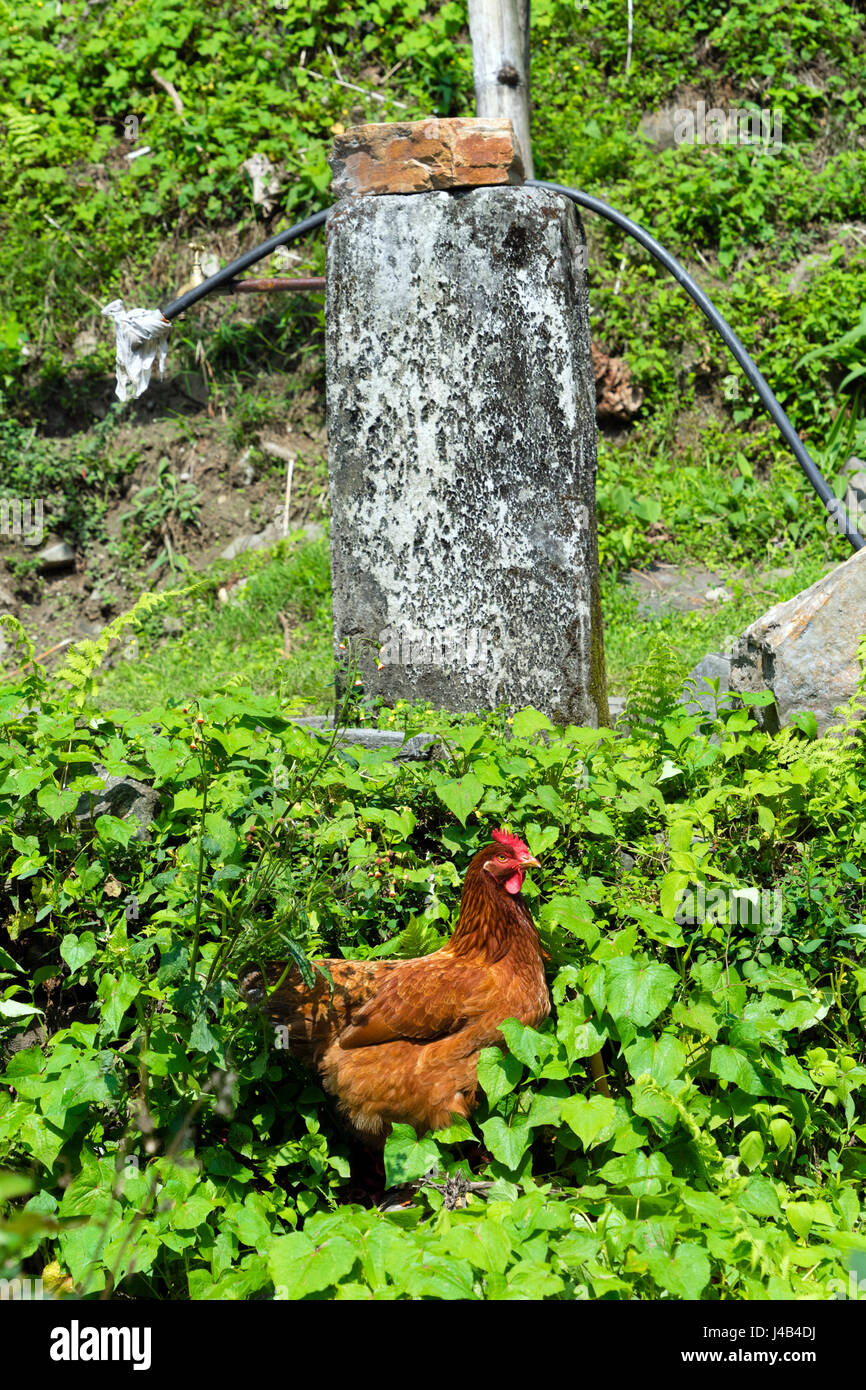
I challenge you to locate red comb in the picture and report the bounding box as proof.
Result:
[492,827,530,857]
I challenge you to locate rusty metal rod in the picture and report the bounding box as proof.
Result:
[213,276,325,295]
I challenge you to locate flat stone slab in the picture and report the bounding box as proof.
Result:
[288,717,438,760]
[329,117,524,198]
[729,545,866,735]
[627,563,734,615]
[326,184,607,726]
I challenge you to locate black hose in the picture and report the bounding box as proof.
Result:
[160,209,329,320]
[157,185,863,552]
[531,179,864,552]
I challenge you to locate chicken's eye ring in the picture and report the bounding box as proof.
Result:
[495,854,508,862]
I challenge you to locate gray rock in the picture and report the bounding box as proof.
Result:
[37,541,75,571]
[608,696,628,726]
[0,583,19,616]
[683,652,732,718]
[844,458,866,534]
[326,185,608,726]
[74,772,161,839]
[628,563,730,616]
[220,521,286,561]
[729,546,866,735]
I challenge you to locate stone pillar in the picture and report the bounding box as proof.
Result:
[325,121,607,727]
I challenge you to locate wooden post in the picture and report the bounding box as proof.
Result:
[467,0,534,179]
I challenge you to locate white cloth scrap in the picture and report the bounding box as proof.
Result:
[101,300,172,401]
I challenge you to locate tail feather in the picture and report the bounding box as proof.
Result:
[238,957,402,1061]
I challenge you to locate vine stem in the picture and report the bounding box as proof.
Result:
[188,762,210,982]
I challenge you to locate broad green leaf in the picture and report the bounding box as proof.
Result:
[605,957,678,1029]
[625,1031,687,1086]
[382,1124,441,1188]
[499,1018,550,1071]
[560,1093,616,1149]
[769,1117,793,1152]
[437,1221,513,1275]
[555,1001,606,1062]
[0,998,43,1020]
[95,814,135,847]
[98,972,141,1036]
[434,773,484,826]
[479,1116,532,1170]
[647,1242,711,1299]
[710,1045,769,1096]
[60,931,97,975]
[401,1252,477,1300]
[738,1129,765,1171]
[267,1231,358,1298]
[583,808,615,837]
[739,1176,782,1219]
[511,707,554,739]
[36,784,79,821]
[597,1150,673,1195]
[477,1047,523,1105]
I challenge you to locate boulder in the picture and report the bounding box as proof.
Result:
[729,547,866,734]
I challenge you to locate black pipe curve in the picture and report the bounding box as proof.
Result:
[157,185,863,552]
[531,179,864,552]
[160,209,329,320]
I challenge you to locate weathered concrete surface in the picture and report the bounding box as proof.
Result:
[729,546,866,734]
[329,118,524,198]
[326,185,608,726]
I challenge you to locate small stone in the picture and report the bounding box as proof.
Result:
[36,541,75,572]
[329,117,525,198]
[0,583,19,616]
[683,653,732,718]
[844,457,866,532]
[608,696,628,725]
[220,520,287,561]
[217,577,249,605]
[74,771,160,840]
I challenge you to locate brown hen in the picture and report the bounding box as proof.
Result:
[238,829,550,1147]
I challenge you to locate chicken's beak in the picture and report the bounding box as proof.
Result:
[523,855,541,870]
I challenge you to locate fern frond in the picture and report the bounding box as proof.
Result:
[52,585,197,705]
[622,633,687,737]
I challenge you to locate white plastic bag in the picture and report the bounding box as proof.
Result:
[101,300,172,402]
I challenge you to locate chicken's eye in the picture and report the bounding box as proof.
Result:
[496,854,508,862]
